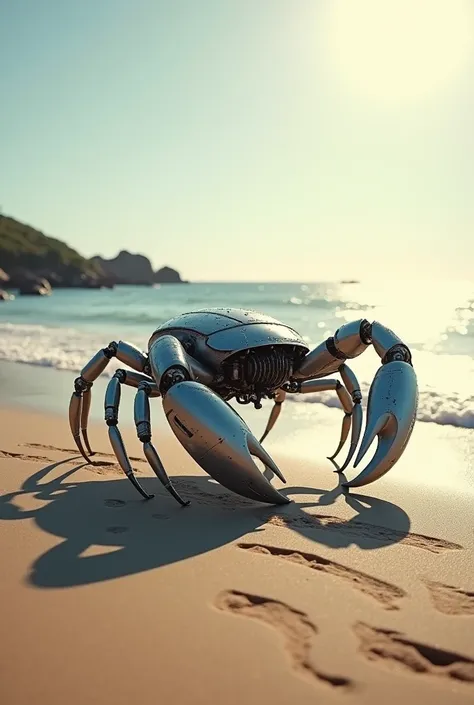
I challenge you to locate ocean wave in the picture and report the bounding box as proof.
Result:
[285,388,474,430]
[0,322,473,430]
[284,296,374,311]
[0,322,142,375]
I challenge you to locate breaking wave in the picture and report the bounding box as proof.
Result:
[0,321,472,430]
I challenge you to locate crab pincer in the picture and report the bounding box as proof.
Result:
[162,381,291,505]
[342,360,418,488]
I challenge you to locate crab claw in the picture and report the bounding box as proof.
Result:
[162,381,290,505]
[343,361,418,488]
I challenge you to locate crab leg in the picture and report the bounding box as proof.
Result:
[259,388,286,443]
[70,349,111,462]
[328,411,351,461]
[333,364,363,472]
[68,392,91,463]
[68,341,149,461]
[80,387,94,455]
[105,371,155,500]
[284,377,357,466]
[134,381,190,507]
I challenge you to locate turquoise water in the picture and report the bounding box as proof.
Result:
[0,280,473,427]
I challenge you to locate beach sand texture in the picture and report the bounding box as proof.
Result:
[1,405,473,705]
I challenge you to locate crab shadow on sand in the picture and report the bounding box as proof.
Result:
[0,456,411,589]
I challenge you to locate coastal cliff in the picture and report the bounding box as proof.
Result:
[0,215,107,290]
[0,214,187,292]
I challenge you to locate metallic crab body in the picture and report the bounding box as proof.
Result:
[149,308,309,404]
[68,307,418,508]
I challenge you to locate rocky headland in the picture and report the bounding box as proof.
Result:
[0,214,187,297]
[91,252,186,286]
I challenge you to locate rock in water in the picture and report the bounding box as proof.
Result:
[18,275,52,296]
[154,266,186,283]
[91,251,155,285]
[0,289,14,301]
[0,269,10,284]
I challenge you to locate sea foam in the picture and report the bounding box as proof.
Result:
[1,322,472,429]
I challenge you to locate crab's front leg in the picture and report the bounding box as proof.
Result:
[69,340,149,461]
[149,335,290,505]
[292,319,418,488]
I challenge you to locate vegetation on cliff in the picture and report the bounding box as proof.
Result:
[0,213,186,289]
[0,214,103,284]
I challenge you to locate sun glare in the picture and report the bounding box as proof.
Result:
[323,0,474,104]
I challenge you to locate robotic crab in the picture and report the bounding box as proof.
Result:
[69,308,418,506]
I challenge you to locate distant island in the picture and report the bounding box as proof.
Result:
[92,252,187,286]
[0,213,187,296]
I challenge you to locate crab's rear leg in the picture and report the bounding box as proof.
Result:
[69,341,148,461]
[105,370,158,500]
[333,364,363,471]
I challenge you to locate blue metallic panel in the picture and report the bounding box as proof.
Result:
[203,308,284,325]
[153,308,290,337]
[206,323,309,353]
[155,312,239,336]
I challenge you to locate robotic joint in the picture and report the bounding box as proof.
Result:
[137,380,152,394]
[104,342,118,359]
[74,376,91,394]
[283,380,300,393]
[382,344,412,366]
[161,366,190,394]
[359,320,373,344]
[326,338,347,360]
[136,422,152,442]
[114,369,127,383]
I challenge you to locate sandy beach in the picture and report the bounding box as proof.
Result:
[2,0,473,699]
[1,398,473,705]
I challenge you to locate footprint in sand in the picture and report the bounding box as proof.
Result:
[424,580,474,616]
[215,590,352,690]
[238,543,406,611]
[266,514,463,554]
[354,622,474,684]
[0,449,52,463]
[23,442,144,463]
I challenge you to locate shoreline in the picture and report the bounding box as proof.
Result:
[1,358,473,497]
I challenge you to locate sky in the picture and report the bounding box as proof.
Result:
[1,0,474,282]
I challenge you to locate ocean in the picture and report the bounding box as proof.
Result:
[0,280,473,430]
